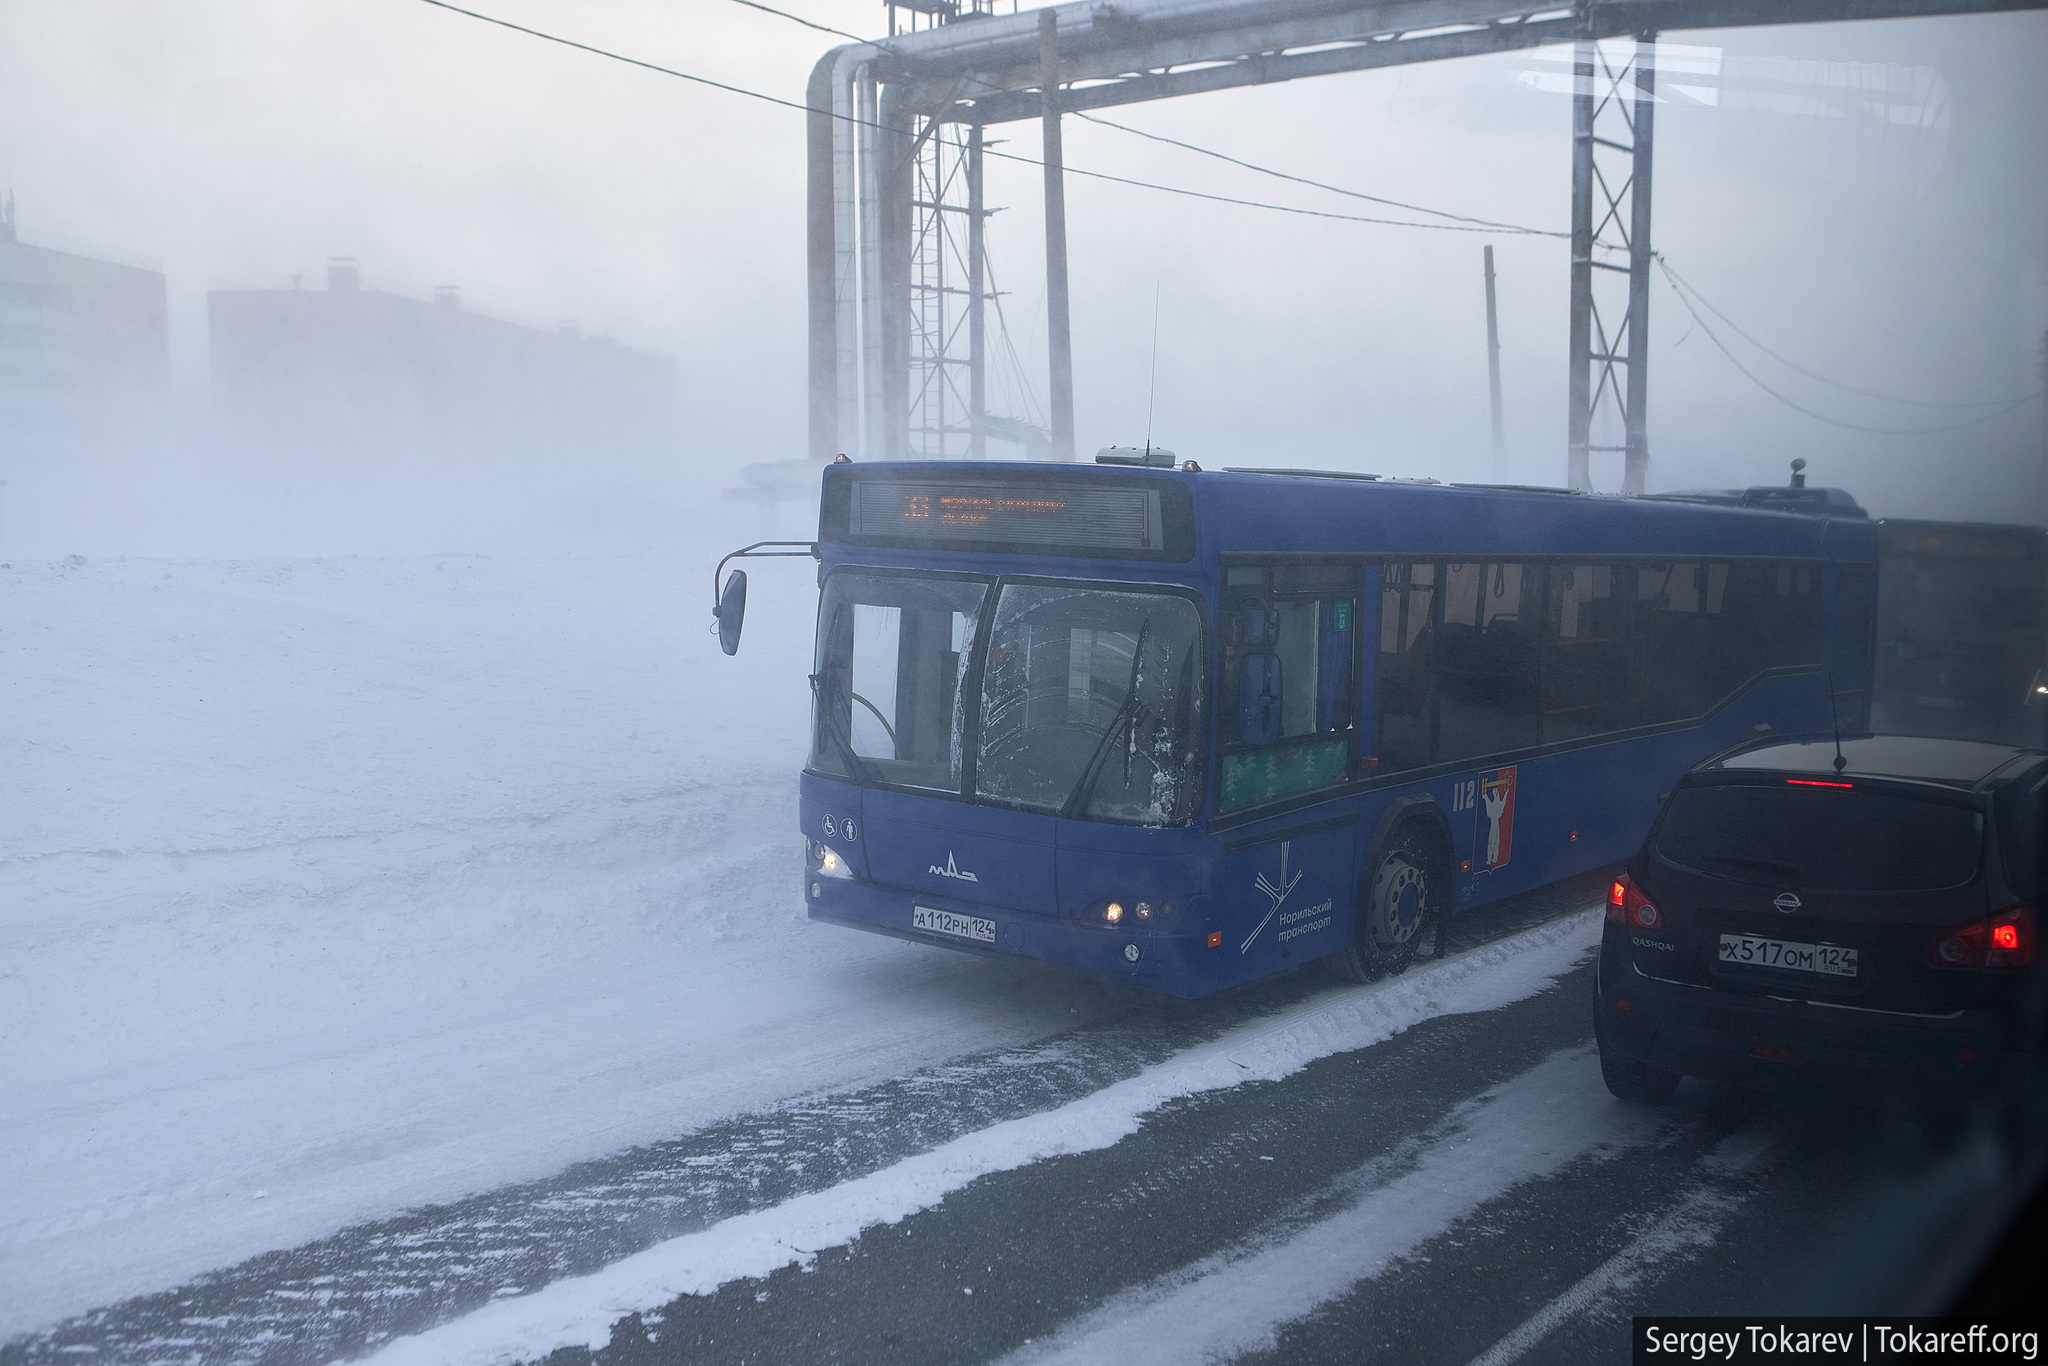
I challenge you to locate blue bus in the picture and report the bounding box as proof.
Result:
[716,457,1878,999]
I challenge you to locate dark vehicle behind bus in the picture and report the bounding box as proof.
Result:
[1596,734,2048,1106]
[1874,519,2048,749]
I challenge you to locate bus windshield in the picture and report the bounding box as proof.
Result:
[811,571,1207,825]
[975,583,1206,826]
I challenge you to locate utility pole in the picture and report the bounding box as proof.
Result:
[968,122,987,460]
[1484,245,1505,477]
[1040,8,1076,461]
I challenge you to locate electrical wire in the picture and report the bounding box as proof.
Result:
[412,0,1555,237]
[430,0,2030,436]
[1072,111,1563,238]
[724,0,864,44]
[1660,257,2039,410]
[1654,256,2043,436]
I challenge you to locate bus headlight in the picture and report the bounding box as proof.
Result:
[1104,901,1124,924]
[811,841,855,879]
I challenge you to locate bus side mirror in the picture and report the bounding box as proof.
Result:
[715,570,748,656]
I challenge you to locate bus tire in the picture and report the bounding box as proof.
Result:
[1326,821,1447,983]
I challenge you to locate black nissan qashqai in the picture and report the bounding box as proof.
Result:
[1596,734,2048,1106]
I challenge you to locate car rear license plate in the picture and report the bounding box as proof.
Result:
[1718,933,1857,977]
[913,905,996,945]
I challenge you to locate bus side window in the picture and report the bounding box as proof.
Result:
[1437,562,1540,763]
[1639,562,1717,723]
[1376,561,1437,773]
[1237,602,1283,746]
[1541,563,1632,743]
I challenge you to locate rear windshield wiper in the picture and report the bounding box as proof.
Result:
[1689,853,1803,883]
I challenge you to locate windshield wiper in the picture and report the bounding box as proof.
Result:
[1060,693,1151,820]
[1691,853,1803,883]
[1059,619,1153,820]
[809,672,873,785]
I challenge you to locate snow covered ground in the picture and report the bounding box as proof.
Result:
[0,551,1135,1339]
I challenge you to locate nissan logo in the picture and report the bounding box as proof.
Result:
[1773,892,1801,914]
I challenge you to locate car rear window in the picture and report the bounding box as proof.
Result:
[1656,783,1984,892]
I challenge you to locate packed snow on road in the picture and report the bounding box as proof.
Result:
[0,550,1150,1339]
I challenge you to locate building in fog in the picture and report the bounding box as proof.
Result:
[0,196,168,425]
[209,258,676,456]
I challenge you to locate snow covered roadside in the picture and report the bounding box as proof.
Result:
[0,553,1128,1339]
[354,913,1602,1366]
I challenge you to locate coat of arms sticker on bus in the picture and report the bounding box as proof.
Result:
[1476,766,1517,871]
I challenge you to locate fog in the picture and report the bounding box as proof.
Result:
[1,0,2044,557]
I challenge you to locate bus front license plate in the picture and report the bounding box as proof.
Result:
[1718,933,1857,977]
[913,905,997,945]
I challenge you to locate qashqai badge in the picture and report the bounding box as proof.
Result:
[1773,892,1801,914]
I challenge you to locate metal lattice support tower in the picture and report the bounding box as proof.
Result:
[1567,29,1656,495]
[905,117,988,458]
[808,0,2047,467]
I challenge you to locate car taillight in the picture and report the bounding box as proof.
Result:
[1606,872,1662,930]
[1931,904,2034,969]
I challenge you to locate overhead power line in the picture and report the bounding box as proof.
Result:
[412,0,1555,237]
[1654,256,2042,436]
[724,0,864,44]
[1071,111,1563,239]
[1659,258,2038,410]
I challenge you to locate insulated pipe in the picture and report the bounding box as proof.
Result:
[1041,9,1076,462]
[833,47,867,459]
[968,121,987,460]
[806,51,841,463]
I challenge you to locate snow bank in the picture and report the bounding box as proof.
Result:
[0,553,1129,1337]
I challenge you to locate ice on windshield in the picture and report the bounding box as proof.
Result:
[974,585,1205,826]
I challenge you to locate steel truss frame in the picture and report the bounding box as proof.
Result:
[807,0,2047,475]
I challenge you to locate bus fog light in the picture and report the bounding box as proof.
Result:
[1104,902,1124,924]
[1123,942,1141,963]
[810,882,821,898]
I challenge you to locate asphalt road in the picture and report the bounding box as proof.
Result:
[8,872,2034,1366]
[527,948,2028,1366]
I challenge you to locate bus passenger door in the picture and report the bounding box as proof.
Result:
[1216,819,1357,986]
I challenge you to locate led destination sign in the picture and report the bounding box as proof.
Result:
[835,475,1190,559]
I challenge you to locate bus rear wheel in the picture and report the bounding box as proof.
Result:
[1326,823,1446,983]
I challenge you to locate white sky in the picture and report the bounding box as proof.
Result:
[2,0,2044,551]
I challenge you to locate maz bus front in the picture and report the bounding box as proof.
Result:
[725,459,1876,999]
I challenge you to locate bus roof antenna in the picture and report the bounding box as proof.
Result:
[1144,282,1161,458]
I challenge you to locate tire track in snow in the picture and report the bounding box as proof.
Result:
[1,887,1603,1366]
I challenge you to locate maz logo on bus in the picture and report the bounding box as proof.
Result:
[929,851,980,883]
